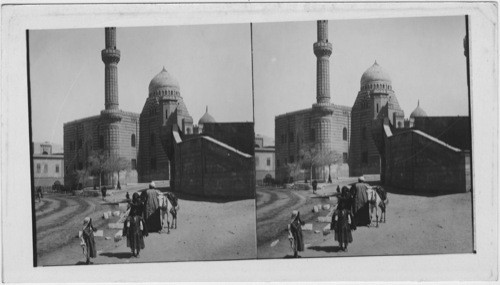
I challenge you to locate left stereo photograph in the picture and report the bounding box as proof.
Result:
[28,24,257,266]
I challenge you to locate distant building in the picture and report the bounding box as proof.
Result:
[32,142,64,188]
[255,136,275,185]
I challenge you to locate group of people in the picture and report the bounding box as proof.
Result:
[78,181,179,264]
[122,182,179,257]
[288,176,375,257]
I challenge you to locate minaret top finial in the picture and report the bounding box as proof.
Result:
[206,106,208,113]
[162,66,166,72]
[418,99,420,106]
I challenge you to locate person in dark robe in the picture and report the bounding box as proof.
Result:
[123,193,148,258]
[352,176,371,227]
[101,187,107,201]
[341,186,354,216]
[141,182,162,233]
[36,186,43,202]
[288,210,305,258]
[331,196,354,251]
[312,180,318,194]
[79,217,97,264]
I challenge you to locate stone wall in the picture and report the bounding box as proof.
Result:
[385,130,471,193]
[138,110,170,182]
[275,105,350,183]
[173,136,254,198]
[64,115,100,187]
[63,111,140,188]
[116,112,140,183]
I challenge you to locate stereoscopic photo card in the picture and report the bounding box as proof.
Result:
[1,2,497,283]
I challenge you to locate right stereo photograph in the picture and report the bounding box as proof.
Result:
[253,16,473,259]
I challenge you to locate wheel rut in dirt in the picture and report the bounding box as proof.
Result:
[36,197,98,257]
[36,197,65,220]
[36,196,92,236]
[256,189,307,246]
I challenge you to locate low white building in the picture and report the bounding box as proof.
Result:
[32,142,64,189]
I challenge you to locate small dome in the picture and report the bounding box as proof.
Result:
[198,106,216,124]
[360,61,392,88]
[410,100,427,118]
[148,67,180,95]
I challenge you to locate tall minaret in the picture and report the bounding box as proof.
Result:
[101,27,121,111]
[100,27,121,161]
[313,20,333,105]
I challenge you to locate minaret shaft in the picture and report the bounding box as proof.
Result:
[102,27,120,111]
[313,20,333,105]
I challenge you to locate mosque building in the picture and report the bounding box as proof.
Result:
[64,27,254,197]
[349,61,405,177]
[275,20,471,193]
[141,65,254,198]
[63,27,140,188]
[137,67,193,183]
[275,20,351,183]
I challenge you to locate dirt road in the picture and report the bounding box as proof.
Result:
[36,187,257,266]
[257,184,474,259]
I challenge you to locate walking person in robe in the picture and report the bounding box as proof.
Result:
[36,186,43,203]
[331,194,354,252]
[141,182,162,233]
[101,187,107,201]
[312,180,318,194]
[352,176,371,226]
[288,210,305,258]
[79,217,97,265]
[123,193,148,258]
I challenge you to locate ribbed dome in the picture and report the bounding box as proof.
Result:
[361,61,392,87]
[148,67,180,95]
[198,106,216,124]
[410,101,427,118]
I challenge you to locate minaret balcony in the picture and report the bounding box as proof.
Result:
[101,49,121,64]
[313,42,332,57]
[100,109,122,122]
[312,102,335,114]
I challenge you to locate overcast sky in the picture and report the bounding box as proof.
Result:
[29,24,253,145]
[253,16,469,140]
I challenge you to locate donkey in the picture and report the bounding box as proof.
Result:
[366,187,384,227]
[373,185,388,223]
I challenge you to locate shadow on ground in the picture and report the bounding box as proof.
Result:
[74,261,88,265]
[308,245,342,253]
[284,255,304,258]
[100,252,133,259]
